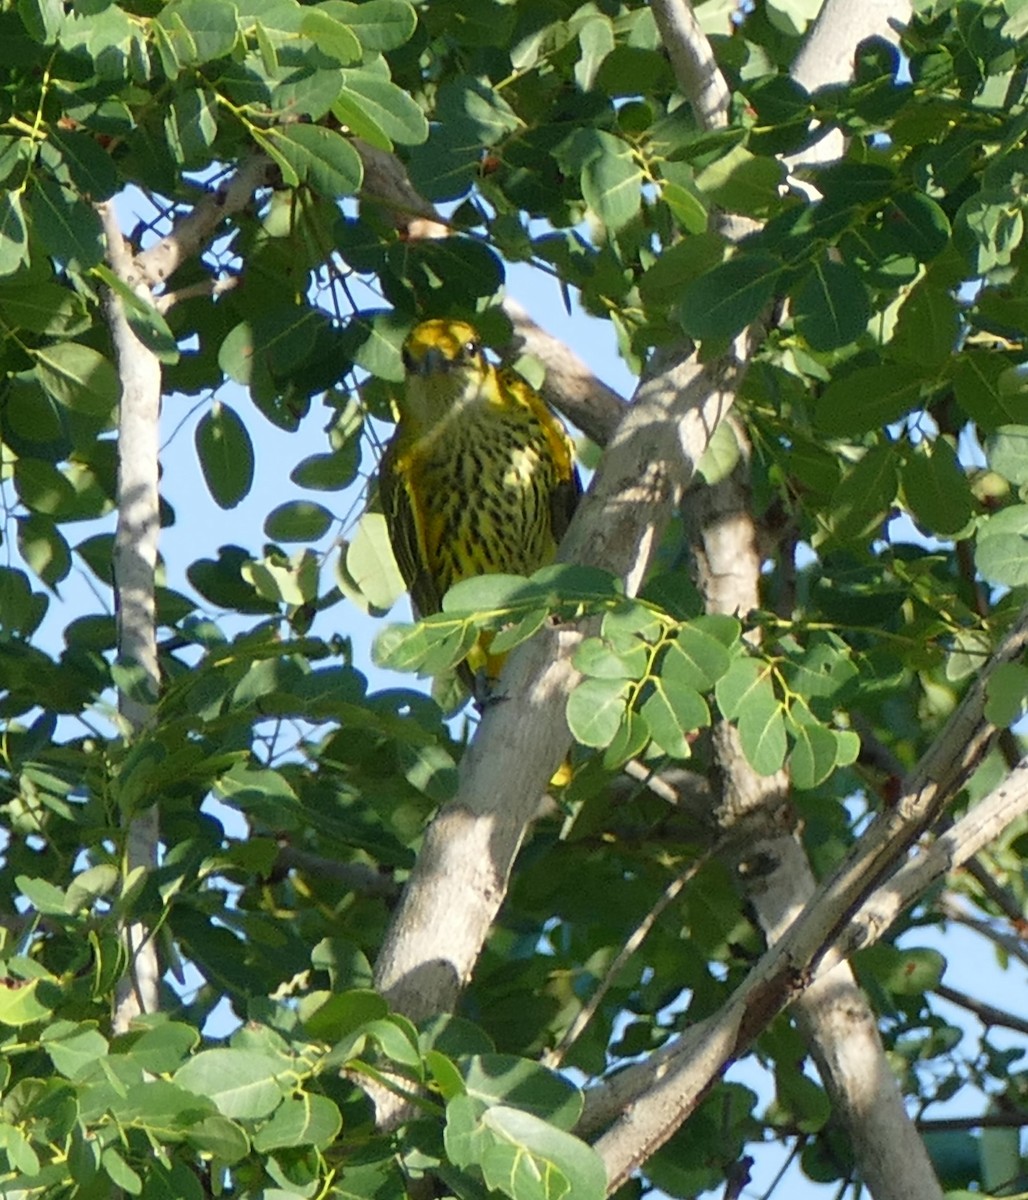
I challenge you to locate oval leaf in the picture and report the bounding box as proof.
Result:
[195,402,254,510]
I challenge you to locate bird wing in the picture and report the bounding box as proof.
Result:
[496,366,582,547]
[378,439,443,619]
[551,462,582,544]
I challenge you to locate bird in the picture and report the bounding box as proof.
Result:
[379,317,581,700]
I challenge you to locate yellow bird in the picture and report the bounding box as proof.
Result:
[380,317,581,697]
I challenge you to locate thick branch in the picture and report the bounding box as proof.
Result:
[683,456,940,1200]
[788,0,913,172]
[373,341,750,1030]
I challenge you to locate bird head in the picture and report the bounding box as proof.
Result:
[398,319,492,429]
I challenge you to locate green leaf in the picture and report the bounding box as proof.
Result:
[195,402,255,510]
[694,144,784,216]
[264,500,334,542]
[0,191,30,276]
[880,192,950,262]
[660,619,733,691]
[677,253,782,341]
[268,124,363,198]
[0,977,53,1026]
[566,677,630,748]
[489,607,549,656]
[26,176,104,267]
[738,695,787,777]
[173,1050,288,1119]
[32,341,119,415]
[269,65,346,124]
[580,130,642,233]
[155,0,238,64]
[300,987,387,1043]
[976,504,1028,587]
[786,705,839,790]
[641,678,708,758]
[715,657,786,775]
[984,661,1028,727]
[323,0,416,50]
[901,439,974,537]
[890,282,960,368]
[102,1145,141,1194]
[340,511,406,615]
[463,1056,582,1131]
[814,362,926,436]
[291,446,360,491]
[18,874,67,913]
[445,1095,606,1200]
[48,127,118,200]
[697,419,742,485]
[165,87,218,167]
[792,259,871,351]
[243,549,320,606]
[125,1024,200,1075]
[715,657,765,720]
[334,70,428,148]
[828,442,898,543]
[603,708,650,770]
[300,8,362,62]
[951,350,1021,430]
[442,574,538,615]
[572,636,648,680]
[252,1094,342,1151]
[858,944,945,995]
[16,0,63,43]
[16,513,71,587]
[574,15,614,91]
[42,1024,109,1081]
[350,309,407,381]
[0,277,88,335]
[986,424,1028,486]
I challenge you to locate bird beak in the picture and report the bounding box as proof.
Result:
[408,346,451,377]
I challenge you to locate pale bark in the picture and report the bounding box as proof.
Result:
[789,0,913,172]
[687,448,941,1200]
[96,158,279,1031]
[132,154,278,290]
[99,201,163,1031]
[650,0,732,131]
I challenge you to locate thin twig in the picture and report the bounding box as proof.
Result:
[543,851,711,1070]
[934,982,1028,1036]
[961,857,1028,929]
[937,896,1028,971]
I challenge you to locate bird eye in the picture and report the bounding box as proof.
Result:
[463,339,480,359]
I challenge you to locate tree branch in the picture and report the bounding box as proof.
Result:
[934,982,1028,1037]
[98,200,163,1032]
[581,755,1028,1183]
[502,297,627,447]
[683,450,941,1200]
[936,897,1028,971]
[649,0,732,132]
[133,154,278,291]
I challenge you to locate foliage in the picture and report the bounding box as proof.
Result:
[0,0,1027,1197]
